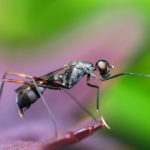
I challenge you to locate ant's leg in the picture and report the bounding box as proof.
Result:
[63,90,97,121]
[45,80,98,120]
[87,74,110,129]
[44,79,97,120]
[29,76,58,137]
[87,74,100,113]
[0,72,8,101]
[44,79,98,120]
[0,72,58,137]
[101,72,150,81]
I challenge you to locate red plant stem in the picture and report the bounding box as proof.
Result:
[44,121,104,150]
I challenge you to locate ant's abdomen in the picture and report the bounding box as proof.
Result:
[16,87,45,109]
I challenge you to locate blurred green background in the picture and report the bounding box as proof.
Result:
[0,0,150,150]
[0,0,102,48]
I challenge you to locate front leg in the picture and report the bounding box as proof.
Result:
[87,74,100,113]
[87,74,110,129]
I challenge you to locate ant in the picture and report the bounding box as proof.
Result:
[0,60,150,137]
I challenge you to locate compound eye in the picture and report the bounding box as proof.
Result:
[96,61,108,73]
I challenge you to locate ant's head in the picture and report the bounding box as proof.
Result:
[95,60,114,78]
